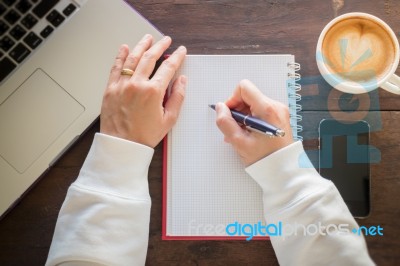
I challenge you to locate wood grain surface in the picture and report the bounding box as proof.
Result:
[1,0,399,265]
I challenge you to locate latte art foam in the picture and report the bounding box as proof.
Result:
[322,17,396,83]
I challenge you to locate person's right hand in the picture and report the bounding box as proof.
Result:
[215,79,294,166]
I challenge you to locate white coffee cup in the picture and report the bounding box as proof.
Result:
[316,12,400,94]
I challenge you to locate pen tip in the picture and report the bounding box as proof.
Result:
[209,104,216,110]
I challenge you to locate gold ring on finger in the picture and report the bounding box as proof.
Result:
[121,68,134,76]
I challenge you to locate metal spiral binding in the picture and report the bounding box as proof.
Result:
[287,62,303,140]
[288,62,301,71]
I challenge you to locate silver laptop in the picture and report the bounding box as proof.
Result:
[0,0,163,218]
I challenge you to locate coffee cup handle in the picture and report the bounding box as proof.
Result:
[381,74,400,94]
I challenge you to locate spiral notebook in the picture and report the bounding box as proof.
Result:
[163,55,301,240]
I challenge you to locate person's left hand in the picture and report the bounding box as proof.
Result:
[100,34,187,148]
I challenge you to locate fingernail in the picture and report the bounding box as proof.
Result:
[139,35,151,45]
[215,102,224,114]
[178,45,187,52]
[119,44,127,52]
[180,75,187,86]
[163,36,171,41]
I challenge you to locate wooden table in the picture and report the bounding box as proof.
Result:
[1,0,399,265]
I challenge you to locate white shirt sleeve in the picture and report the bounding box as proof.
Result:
[46,133,154,266]
[246,141,375,266]
[47,134,375,266]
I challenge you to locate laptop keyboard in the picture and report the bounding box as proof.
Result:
[0,0,77,83]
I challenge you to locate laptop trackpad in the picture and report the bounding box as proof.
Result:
[0,69,84,173]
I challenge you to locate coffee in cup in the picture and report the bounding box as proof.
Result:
[316,13,400,94]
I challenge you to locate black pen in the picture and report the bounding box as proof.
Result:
[209,104,285,137]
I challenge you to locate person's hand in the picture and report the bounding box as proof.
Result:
[100,34,187,148]
[215,79,294,166]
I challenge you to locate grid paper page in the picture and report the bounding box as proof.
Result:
[166,55,295,237]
